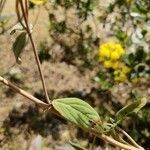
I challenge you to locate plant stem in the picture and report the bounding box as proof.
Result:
[16,0,50,104]
[0,76,49,109]
[97,133,142,150]
[27,29,51,104]
[90,136,96,150]
[117,127,143,149]
[0,76,143,150]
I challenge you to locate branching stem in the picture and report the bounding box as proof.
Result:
[117,127,143,149]
[0,1,144,150]
[0,76,143,150]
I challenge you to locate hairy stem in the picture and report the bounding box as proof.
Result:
[0,76,143,150]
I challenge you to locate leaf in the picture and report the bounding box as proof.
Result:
[95,73,113,90]
[123,53,135,66]
[13,32,27,64]
[10,23,24,35]
[69,141,88,150]
[116,98,147,122]
[52,98,100,129]
[29,0,47,5]
[135,48,146,63]
[116,31,128,43]
[95,77,112,90]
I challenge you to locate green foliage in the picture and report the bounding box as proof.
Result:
[90,98,147,135]
[51,97,147,136]
[115,98,147,123]
[124,49,150,81]
[12,32,27,64]
[52,98,100,129]
[51,21,66,33]
[116,31,128,44]
[95,72,113,90]
[134,0,150,14]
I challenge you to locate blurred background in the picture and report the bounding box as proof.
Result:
[0,0,149,149]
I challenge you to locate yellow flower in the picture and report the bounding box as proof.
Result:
[111,51,120,60]
[114,64,130,82]
[112,61,120,69]
[119,72,127,81]
[122,66,131,74]
[98,41,125,62]
[114,72,127,82]
[115,44,125,56]
[103,60,113,68]
[29,0,47,5]
[98,41,127,77]
[99,47,110,58]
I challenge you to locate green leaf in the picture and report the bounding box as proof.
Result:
[52,98,100,129]
[12,32,27,64]
[116,31,128,43]
[135,48,146,63]
[95,73,113,90]
[52,21,66,33]
[123,53,135,66]
[69,141,88,150]
[116,98,147,122]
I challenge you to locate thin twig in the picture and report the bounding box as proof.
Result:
[16,0,26,30]
[98,133,141,150]
[0,76,49,109]
[16,0,50,104]
[25,0,28,19]
[0,76,142,150]
[117,127,144,149]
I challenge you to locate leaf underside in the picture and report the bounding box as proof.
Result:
[52,98,100,129]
